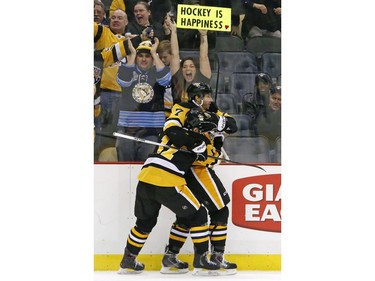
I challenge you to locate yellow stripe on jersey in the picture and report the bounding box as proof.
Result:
[175,185,201,210]
[138,166,186,187]
[191,166,225,209]
[164,103,192,131]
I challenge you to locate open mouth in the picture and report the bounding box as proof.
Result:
[185,72,193,81]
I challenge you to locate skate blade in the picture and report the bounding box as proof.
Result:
[218,268,237,275]
[160,266,189,274]
[192,268,219,276]
[117,268,143,274]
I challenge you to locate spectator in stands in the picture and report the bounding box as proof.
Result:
[115,39,172,161]
[256,85,281,142]
[241,0,281,39]
[242,73,274,136]
[93,9,130,161]
[126,1,168,46]
[164,15,211,103]
[156,39,175,116]
[255,84,281,162]
[149,0,173,26]
[94,0,110,26]
[110,0,172,25]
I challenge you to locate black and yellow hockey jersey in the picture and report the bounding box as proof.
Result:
[137,102,207,187]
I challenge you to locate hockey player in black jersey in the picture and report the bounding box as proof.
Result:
[118,83,222,276]
[160,82,239,275]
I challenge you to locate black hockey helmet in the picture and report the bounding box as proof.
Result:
[186,82,212,102]
[185,107,218,133]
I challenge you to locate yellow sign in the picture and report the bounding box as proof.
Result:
[176,4,231,32]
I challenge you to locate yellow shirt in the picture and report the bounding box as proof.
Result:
[94,22,126,92]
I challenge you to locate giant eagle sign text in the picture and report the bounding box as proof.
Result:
[176,4,231,32]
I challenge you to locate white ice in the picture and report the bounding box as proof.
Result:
[94,270,281,281]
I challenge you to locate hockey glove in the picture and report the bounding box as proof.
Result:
[198,112,226,132]
[213,132,225,154]
[192,141,207,161]
[216,115,227,132]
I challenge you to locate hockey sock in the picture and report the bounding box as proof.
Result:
[126,226,149,255]
[190,224,209,254]
[209,224,227,252]
[167,223,189,253]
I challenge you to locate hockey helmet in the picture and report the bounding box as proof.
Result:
[186,82,212,102]
[185,107,218,133]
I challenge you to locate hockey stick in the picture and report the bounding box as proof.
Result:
[113,132,266,171]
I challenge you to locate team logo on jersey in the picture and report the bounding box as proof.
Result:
[132,82,154,103]
[232,174,281,232]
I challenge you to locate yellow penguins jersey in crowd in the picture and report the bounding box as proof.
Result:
[137,102,201,187]
[99,41,127,68]
[94,22,126,92]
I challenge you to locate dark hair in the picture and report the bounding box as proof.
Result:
[255,73,273,85]
[134,1,151,13]
[180,57,199,68]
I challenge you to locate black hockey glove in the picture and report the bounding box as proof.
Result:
[191,140,207,161]
[198,112,227,132]
[213,132,225,154]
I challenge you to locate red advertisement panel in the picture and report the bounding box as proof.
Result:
[232,174,281,232]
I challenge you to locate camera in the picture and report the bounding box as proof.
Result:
[143,25,154,40]
[167,12,175,23]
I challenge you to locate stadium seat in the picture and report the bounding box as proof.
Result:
[216,94,238,114]
[245,37,281,57]
[260,52,281,80]
[223,136,271,163]
[229,114,252,136]
[229,72,259,103]
[216,51,258,73]
[215,36,245,52]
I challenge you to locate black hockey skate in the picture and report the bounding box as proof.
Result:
[117,248,145,274]
[160,246,189,274]
[210,249,237,275]
[192,251,220,276]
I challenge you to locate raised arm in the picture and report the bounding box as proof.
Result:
[198,29,211,79]
[165,15,180,76]
[150,38,165,69]
[126,38,136,65]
